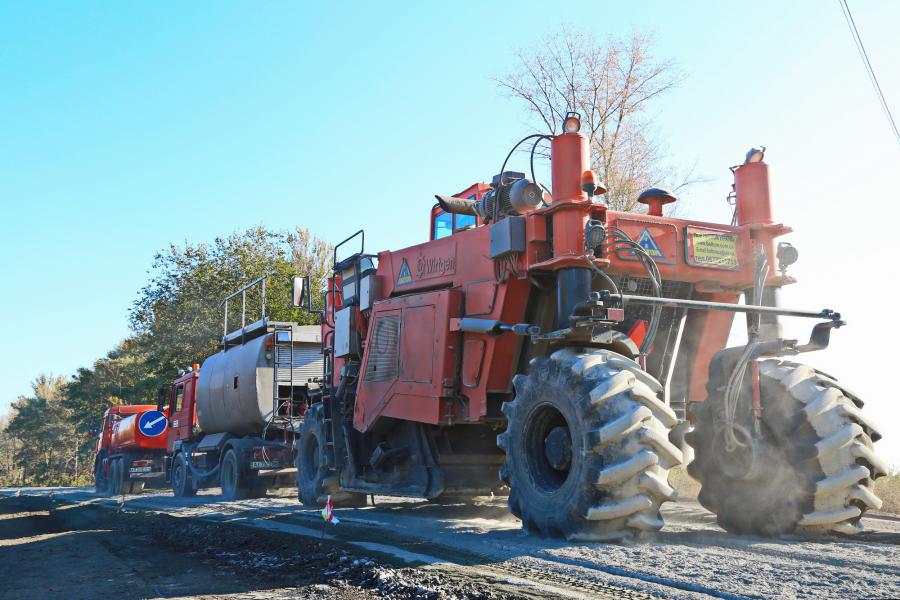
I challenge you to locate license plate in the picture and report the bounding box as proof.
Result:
[129,466,153,473]
[250,461,280,470]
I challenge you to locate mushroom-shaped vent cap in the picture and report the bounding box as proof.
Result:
[638,188,676,216]
[637,187,677,205]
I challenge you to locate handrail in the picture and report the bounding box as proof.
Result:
[333,230,364,268]
[219,273,273,307]
[220,272,275,339]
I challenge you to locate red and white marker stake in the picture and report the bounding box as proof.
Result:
[321,495,339,525]
[320,495,339,539]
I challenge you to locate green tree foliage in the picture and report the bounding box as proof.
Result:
[0,414,22,485]
[1,225,333,486]
[128,225,331,397]
[2,375,88,485]
[65,336,155,435]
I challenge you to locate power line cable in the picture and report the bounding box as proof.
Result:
[839,0,900,146]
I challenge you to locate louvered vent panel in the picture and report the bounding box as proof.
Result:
[365,315,400,383]
[276,345,323,384]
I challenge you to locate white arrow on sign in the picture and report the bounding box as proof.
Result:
[145,415,167,429]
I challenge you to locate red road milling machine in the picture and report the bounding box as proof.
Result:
[288,112,886,540]
[94,403,169,495]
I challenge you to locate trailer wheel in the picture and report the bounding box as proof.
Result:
[221,449,248,500]
[94,456,108,496]
[110,459,124,496]
[296,403,366,507]
[687,359,886,536]
[220,449,266,501]
[172,452,196,498]
[498,348,682,541]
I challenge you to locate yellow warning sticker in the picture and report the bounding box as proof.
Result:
[396,259,413,286]
[687,229,739,270]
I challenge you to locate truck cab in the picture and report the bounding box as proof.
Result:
[93,403,169,495]
[164,365,200,454]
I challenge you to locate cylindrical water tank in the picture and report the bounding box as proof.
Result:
[110,409,168,451]
[196,325,322,436]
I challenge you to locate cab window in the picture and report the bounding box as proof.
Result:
[175,385,184,412]
[455,214,476,230]
[433,211,453,239]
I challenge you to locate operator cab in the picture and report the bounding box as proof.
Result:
[429,182,490,240]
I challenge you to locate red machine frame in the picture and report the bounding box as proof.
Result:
[324,131,793,436]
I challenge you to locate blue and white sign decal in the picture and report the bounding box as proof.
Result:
[138,410,168,437]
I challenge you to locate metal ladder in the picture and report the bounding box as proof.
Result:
[271,324,296,428]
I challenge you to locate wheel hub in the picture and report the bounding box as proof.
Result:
[544,426,572,471]
[713,424,762,480]
[523,404,573,493]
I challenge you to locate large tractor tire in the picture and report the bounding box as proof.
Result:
[220,448,266,501]
[687,359,886,536]
[172,452,197,498]
[498,348,683,541]
[296,403,366,507]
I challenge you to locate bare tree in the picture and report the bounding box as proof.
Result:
[499,30,696,211]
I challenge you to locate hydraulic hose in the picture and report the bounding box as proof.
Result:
[185,447,220,480]
[722,252,769,451]
[602,229,663,354]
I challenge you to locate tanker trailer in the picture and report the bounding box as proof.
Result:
[164,276,324,500]
[93,403,169,495]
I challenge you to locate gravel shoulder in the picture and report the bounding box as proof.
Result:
[2,487,898,599]
[0,494,533,600]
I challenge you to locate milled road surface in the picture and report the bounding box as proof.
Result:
[2,487,898,599]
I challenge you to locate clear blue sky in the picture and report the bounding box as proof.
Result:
[1,1,898,462]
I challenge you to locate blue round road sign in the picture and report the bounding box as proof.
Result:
[138,410,168,437]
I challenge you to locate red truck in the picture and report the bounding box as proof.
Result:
[160,313,324,500]
[93,403,169,495]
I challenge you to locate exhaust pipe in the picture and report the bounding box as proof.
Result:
[434,195,477,216]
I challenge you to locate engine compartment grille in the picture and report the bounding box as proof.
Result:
[613,276,693,387]
[365,315,401,383]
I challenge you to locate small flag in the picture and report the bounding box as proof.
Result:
[321,495,339,525]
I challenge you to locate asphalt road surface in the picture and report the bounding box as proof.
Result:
[1,487,897,599]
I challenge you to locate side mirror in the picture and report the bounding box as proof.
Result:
[292,275,311,310]
[156,386,168,413]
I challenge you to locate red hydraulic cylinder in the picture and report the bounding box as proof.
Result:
[549,131,593,328]
[733,159,787,284]
[734,161,773,226]
[550,132,590,204]
[549,133,590,259]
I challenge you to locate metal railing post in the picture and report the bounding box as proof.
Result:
[261,278,266,319]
